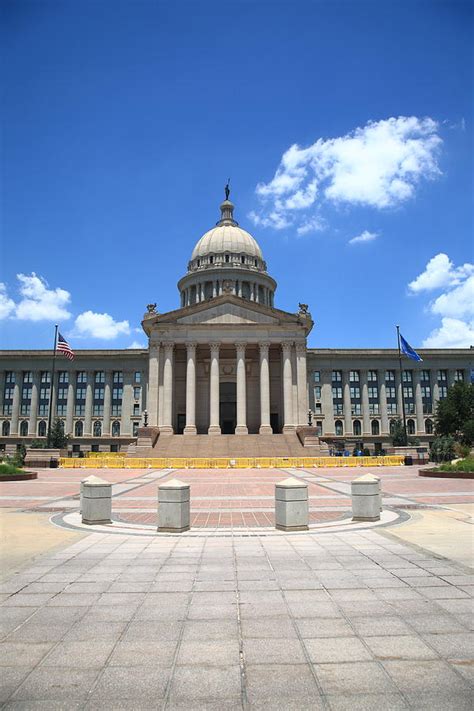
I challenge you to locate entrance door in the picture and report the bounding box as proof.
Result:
[220,382,236,434]
[270,413,280,434]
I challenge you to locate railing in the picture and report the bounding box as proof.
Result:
[60,455,404,469]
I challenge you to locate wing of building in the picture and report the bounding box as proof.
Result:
[1,194,472,456]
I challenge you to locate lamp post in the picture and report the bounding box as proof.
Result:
[143,409,148,427]
[307,409,313,427]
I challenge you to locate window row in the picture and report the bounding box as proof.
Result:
[332,418,434,437]
[315,369,464,384]
[3,371,142,385]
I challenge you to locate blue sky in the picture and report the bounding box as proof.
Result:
[1,0,472,350]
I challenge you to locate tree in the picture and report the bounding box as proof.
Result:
[48,418,69,449]
[435,382,474,445]
[391,418,407,446]
[430,435,455,463]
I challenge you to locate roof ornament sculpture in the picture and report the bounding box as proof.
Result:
[146,303,157,313]
[298,303,309,315]
[224,179,230,201]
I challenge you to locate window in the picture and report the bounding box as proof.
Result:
[23,372,32,383]
[94,387,105,400]
[402,370,412,383]
[38,404,48,416]
[57,387,68,400]
[423,402,432,414]
[225,254,230,263]
[314,403,322,414]
[314,386,321,400]
[421,386,431,398]
[385,370,395,381]
[315,421,323,436]
[403,386,413,399]
[40,371,51,383]
[389,419,397,435]
[332,370,342,382]
[95,371,105,383]
[22,386,32,400]
[134,371,141,383]
[38,421,47,437]
[58,371,69,384]
[56,404,67,415]
[112,387,123,400]
[133,404,140,416]
[368,386,378,399]
[133,387,141,400]
[407,419,416,435]
[20,404,30,415]
[39,387,50,400]
[111,404,122,416]
[406,402,415,414]
[454,370,464,382]
[369,403,380,415]
[20,421,29,436]
[76,387,86,401]
[387,403,397,414]
[3,404,12,415]
[75,404,85,416]
[425,419,433,434]
[350,387,360,399]
[420,370,430,382]
[112,421,121,437]
[332,386,342,400]
[2,421,10,436]
[349,370,359,382]
[351,403,361,415]
[77,371,87,383]
[439,385,448,399]
[367,370,377,382]
[93,404,104,416]
[386,386,396,399]
[371,420,380,435]
[5,372,15,384]
[4,387,14,401]
[241,255,245,264]
[113,371,123,384]
[437,370,447,381]
[313,371,321,383]
[353,420,361,436]
[93,421,102,437]
[133,421,139,437]
[335,420,343,436]
[333,403,343,416]
[74,421,83,437]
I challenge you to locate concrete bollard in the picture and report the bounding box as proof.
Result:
[81,476,112,525]
[158,479,190,533]
[275,478,309,531]
[351,474,380,522]
[79,475,95,514]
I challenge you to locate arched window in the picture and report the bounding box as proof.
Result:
[38,421,47,437]
[112,421,121,437]
[407,419,415,435]
[389,419,396,435]
[133,421,139,437]
[371,420,380,436]
[75,421,83,437]
[20,421,29,437]
[93,421,102,437]
[353,420,361,436]
[425,419,433,434]
[2,421,10,436]
[335,420,343,436]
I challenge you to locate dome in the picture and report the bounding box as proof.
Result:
[191,224,263,261]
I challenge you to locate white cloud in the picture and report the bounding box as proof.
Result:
[409,254,474,348]
[127,340,146,349]
[408,253,473,293]
[422,318,474,348]
[348,230,378,245]
[251,116,442,231]
[73,311,130,340]
[15,273,72,321]
[296,216,326,236]
[0,283,15,320]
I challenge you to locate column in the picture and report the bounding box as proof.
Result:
[432,380,440,409]
[161,343,174,433]
[343,373,352,436]
[235,342,248,434]
[295,342,308,426]
[200,283,205,302]
[208,342,221,435]
[121,371,133,436]
[212,281,217,298]
[321,370,334,435]
[11,372,21,435]
[378,370,389,434]
[158,349,165,427]
[147,344,160,427]
[361,371,370,435]
[0,372,4,423]
[102,371,112,436]
[66,377,75,435]
[414,371,424,434]
[184,342,197,435]
[84,372,93,436]
[28,372,39,435]
[396,372,404,420]
[259,342,272,434]
[282,343,294,432]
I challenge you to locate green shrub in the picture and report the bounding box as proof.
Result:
[430,435,455,463]
[30,439,48,449]
[433,457,474,473]
[0,463,25,476]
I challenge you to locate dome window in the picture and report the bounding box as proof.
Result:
[254,259,257,266]
[225,254,230,263]
[241,255,245,264]
[197,259,200,267]
[210,255,214,264]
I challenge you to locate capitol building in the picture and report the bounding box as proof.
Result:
[0,194,471,456]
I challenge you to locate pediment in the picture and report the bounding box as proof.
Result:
[177,301,279,325]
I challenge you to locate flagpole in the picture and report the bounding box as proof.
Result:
[46,324,59,447]
[396,324,408,444]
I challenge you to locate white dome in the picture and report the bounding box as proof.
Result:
[191,224,263,261]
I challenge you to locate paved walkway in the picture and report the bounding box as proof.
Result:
[1,528,473,709]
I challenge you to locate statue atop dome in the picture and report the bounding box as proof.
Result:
[224,179,230,201]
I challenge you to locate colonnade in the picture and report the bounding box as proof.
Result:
[147,341,307,434]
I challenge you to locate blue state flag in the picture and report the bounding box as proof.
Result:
[400,334,423,362]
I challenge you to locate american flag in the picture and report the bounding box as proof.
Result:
[57,332,74,361]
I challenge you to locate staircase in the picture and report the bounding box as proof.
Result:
[135,432,311,458]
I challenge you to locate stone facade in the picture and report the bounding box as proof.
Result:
[0,194,471,454]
